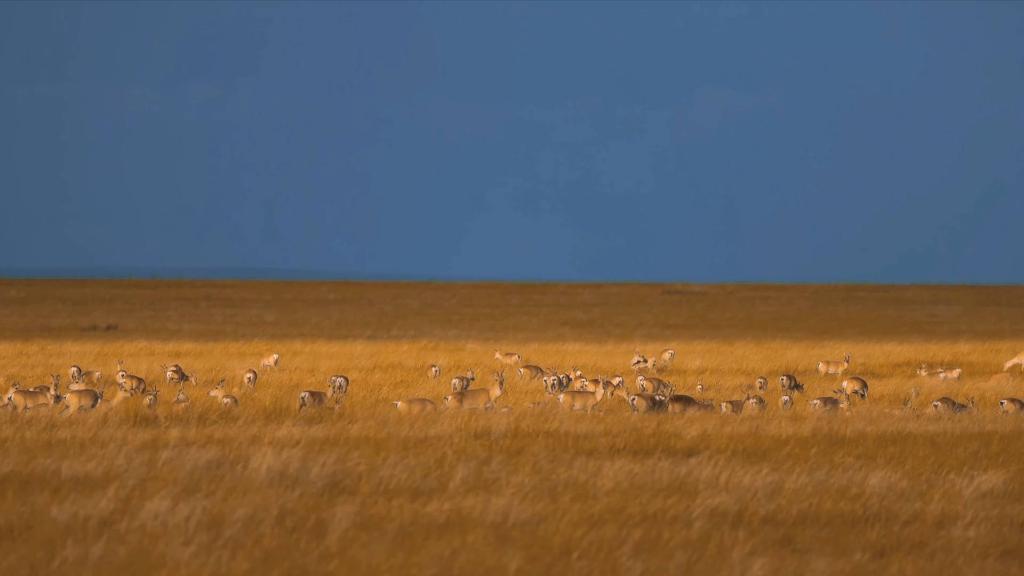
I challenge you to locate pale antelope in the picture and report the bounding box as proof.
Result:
[393,398,438,414]
[558,381,609,413]
[627,392,667,414]
[429,364,441,379]
[444,371,505,410]
[779,395,793,411]
[68,365,102,385]
[164,364,193,387]
[60,388,102,414]
[329,375,350,397]
[817,353,851,376]
[666,394,713,414]
[745,395,767,412]
[450,370,476,393]
[695,379,706,396]
[916,364,940,377]
[7,383,58,412]
[260,353,280,369]
[779,374,804,394]
[574,377,598,392]
[32,374,61,396]
[1003,352,1024,373]
[243,369,258,390]
[659,348,676,368]
[208,380,239,408]
[998,398,1024,414]
[937,368,963,381]
[116,361,146,394]
[636,375,673,396]
[143,388,159,409]
[931,397,973,414]
[297,390,330,411]
[542,375,564,395]
[809,391,850,412]
[630,352,654,373]
[840,376,869,400]
[518,364,545,380]
[755,376,768,393]
[494,351,522,365]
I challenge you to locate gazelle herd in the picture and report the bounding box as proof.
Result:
[3,349,1024,418]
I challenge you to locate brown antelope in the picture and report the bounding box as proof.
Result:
[7,382,58,412]
[627,392,667,414]
[720,397,747,415]
[937,368,962,381]
[450,370,476,393]
[630,352,656,373]
[558,381,609,413]
[659,348,676,366]
[998,398,1024,414]
[32,374,61,396]
[637,375,673,396]
[809,391,850,412]
[745,395,767,412]
[243,369,258,390]
[542,375,563,395]
[173,388,190,410]
[817,353,851,376]
[779,395,793,411]
[208,380,239,408]
[329,375,350,397]
[116,361,146,394]
[518,364,545,380]
[445,371,505,410]
[429,364,441,379]
[143,388,159,409]
[494,351,522,365]
[931,397,973,414]
[393,398,438,414]
[164,364,192,387]
[755,376,768,393]
[260,353,280,369]
[779,374,804,394]
[60,388,102,414]
[666,394,713,414]
[297,390,330,411]
[68,365,102,385]
[1003,352,1024,373]
[840,376,869,400]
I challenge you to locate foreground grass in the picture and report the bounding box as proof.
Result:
[1,281,1023,575]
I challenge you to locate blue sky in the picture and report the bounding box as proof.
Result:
[1,1,1022,282]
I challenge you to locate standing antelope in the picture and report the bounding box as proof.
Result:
[745,395,767,412]
[444,371,505,410]
[494,351,522,365]
[260,353,280,369]
[630,352,655,373]
[779,395,793,411]
[68,365,102,385]
[998,398,1024,414]
[779,374,804,394]
[143,388,159,409]
[429,364,441,379]
[60,388,102,414]
[518,364,545,380]
[393,398,438,414]
[809,391,850,412]
[450,370,476,393]
[755,376,768,393]
[163,364,193,387]
[6,382,58,412]
[659,349,677,370]
[1003,352,1024,373]
[817,353,851,376]
[116,361,146,394]
[840,376,869,400]
[627,392,667,414]
[558,381,609,413]
[637,375,673,396]
[243,369,258,390]
[173,388,190,410]
[720,397,747,415]
[666,394,713,414]
[329,375,350,397]
[931,397,974,414]
[208,380,239,408]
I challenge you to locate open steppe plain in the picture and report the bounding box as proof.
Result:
[1,280,1023,575]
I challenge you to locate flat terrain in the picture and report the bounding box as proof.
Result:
[1,280,1023,575]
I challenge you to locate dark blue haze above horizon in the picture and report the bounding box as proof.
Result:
[1,1,1022,283]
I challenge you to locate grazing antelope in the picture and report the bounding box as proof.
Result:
[68,365,102,385]
[60,388,102,414]
[840,376,869,400]
[163,364,193,387]
[808,391,850,412]
[627,392,668,414]
[444,371,506,410]
[393,398,438,414]
[558,382,609,413]
[329,375,350,397]
[208,380,239,408]
[518,364,545,380]
[494,351,522,365]
[755,376,768,393]
[1003,352,1024,373]
[429,364,441,379]
[297,390,330,411]
[779,374,804,394]
[450,370,476,393]
[666,394,713,414]
[937,368,963,381]
[243,369,258,390]
[116,361,146,394]
[931,397,974,414]
[779,395,793,411]
[998,398,1024,414]
[817,353,851,376]
[143,388,159,409]
[7,382,58,412]
[260,353,280,369]
[636,375,673,396]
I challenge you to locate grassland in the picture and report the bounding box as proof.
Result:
[1,280,1023,575]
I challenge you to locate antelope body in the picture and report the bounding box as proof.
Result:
[558,382,608,413]
[637,375,673,396]
[116,361,146,394]
[494,351,522,365]
[809,392,849,412]
[243,369,258,389]
[666,394,713,414]
[260,353,280,369]
[393,398,438,414]
[69,365,102,385]
[208,380,239,408]
[429,364,441,379]
[444,372,505,410]
[450,370,475,393]
[817,353,851,376]
[932,397,973,414]
[1003,352,1024,373]
[518,364,545,380]
[998,398,1024,414]
[60,388,102,413]
[840,377,869,400]
[329,375,350,397]
[779,374,804,394]
[627,392,667,414]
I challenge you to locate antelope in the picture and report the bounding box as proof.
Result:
[243,369,258,390]
[779,374,804,394]
[329,375,350,397]
[444,371,505,410]
[779,395,793,411]
[68,365,102,385]
[450,370,476,393]
[518,364,545,380]
[558,381,609,413]
[627,392,667,414]
[32,374,61,396]
[745,395,767,412]
[937,368,963,381]
[1003,352,1024,373]
[208,380,239,408]
[998,398,1024,414]
[574,377,598,392]
[637,375,673,396]
[494,351,522,365]
[260,353,280,369]
[429,364,441,379]
[297,390,330,411]
[840,376,869,400]
[630,352,654,373]
[809,391,850,412]
[931,397,974,414]
[817,353,851,376]
[666,394,713,414]
[116,361,146,394]
[542,375,564,395]
[755,376,768,393]
[60,388,102,414]
[164,364,192,387]
[695,379,706,396]
[7,382,58,412]
[916,364,940,377]
[659,348,676,367]
[143,388,159,409]
[720,397,747,415]
[173,388,190,410]
[393,398,438,414]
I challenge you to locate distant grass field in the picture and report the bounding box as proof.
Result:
[1,280,1023,575]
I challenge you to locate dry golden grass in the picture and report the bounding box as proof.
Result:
[1,280,1024,575]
